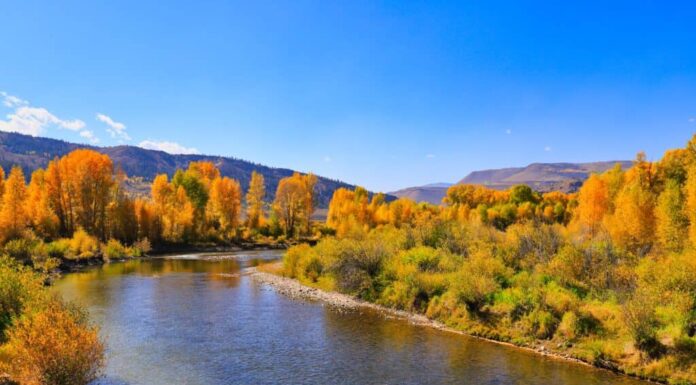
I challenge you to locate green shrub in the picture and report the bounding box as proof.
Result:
[46,240,70,260]
[3,239,35,262]
[0,257,45,341]
[102,239,127,261]
[68,229,99,259]
[522,309,558,339]
[448,251,509,313]
[127,238,152,258]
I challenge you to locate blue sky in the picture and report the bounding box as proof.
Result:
[1,1,695,192]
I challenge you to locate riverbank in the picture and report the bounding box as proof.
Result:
[249,263,660,384]
[56,241,289,274]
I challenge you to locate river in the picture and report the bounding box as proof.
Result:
[54,251,647,385]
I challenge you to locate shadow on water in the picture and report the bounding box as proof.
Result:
[53,255,648,385]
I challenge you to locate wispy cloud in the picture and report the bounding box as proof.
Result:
[0,92,28,108]
[138,140,199,154]
[544,146,552,152]
[79,129,99,144]
[0,91,87,137]
[97,113,130,141]
[323,155,332,163]
[426,154,436,159]
[690,117,695,123]
[505,129,512,134]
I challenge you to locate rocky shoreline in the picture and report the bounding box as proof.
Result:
[248,265,660,384]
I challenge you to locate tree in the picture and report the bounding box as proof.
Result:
[685,165,696,247]
[245,171,266,230]
[25,169,59,239]
[509,184,537,205]
[606,177,656,255]
[574,174,609,238]
[0,166,28,241]
[301,173,317,234]
[151,174,194,242]
[45,150,114,239]
[107,172,138,244]
[186,161,220,188]
[655,179,688,252]
[273,173,307,237]
[207,177,242,237]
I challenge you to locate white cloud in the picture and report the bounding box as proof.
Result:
[544,146,552,152]
[97,113,130,141]
[138,140,199,154]
[323,155,332,163]
[0,91,87,137]
[505,129,512,134]
[426,154,436,159]
[0,92,28,108]
[689,117,695,123]
[79,130,99,144]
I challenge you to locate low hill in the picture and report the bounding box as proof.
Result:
[0,131,359,208]
[391,161,632,204]
[458,161,632,192]
[389,183,453,205]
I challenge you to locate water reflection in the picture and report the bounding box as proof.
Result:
[53,254,647,385]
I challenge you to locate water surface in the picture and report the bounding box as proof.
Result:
[55,251,646,385]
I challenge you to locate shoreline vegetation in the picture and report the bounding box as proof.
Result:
[278,135,696,385]
[250,262,655,383]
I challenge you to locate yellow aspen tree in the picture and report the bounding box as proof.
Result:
[301,173,317,235]
[245,171,266,229]
[606,179,656,255]
[0,166,28,241]
[207,177,242,237]
[655,179,688,252]
[685,165,696,247]
[25,169,59,238]
[273,174,306,237]
[574,174,609,238]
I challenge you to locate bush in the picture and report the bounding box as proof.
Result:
[126,238,151,258]
[557,311,601,341]
[448,251,509,313]
[400,246,442,273]
[0,300,105,385]
[46,240,70,260]
[3,239,35,262]
[283,244,313,278]
[68,230,99,260]
[0,257,45,340]
[522,309,558,339]
[30,243,60,274]
[624,292,666,359]
[102,239,127,261]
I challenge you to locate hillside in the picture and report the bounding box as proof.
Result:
[389,183,453,205]
[391,161,632,204]
[458,161,633,192]
[0,131,356,208]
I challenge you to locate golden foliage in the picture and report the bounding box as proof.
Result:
[1,301,104,385]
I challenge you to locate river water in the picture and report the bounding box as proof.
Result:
[54,251,646,385]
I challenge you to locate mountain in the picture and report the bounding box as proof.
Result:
[389,183,452,205]
[391,161,632,204]
[458,161,633,192]
[0,131,359,208]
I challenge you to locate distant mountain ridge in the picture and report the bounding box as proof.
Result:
[391,161,632,204]
[0,131,361,208]
[458,161,633,191]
